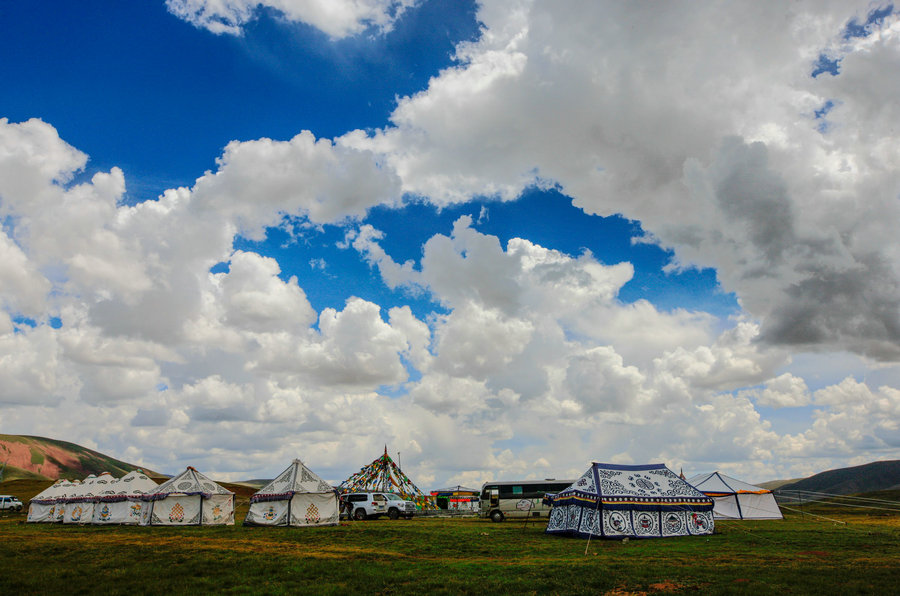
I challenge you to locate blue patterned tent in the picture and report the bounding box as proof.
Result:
[546,463,714,539]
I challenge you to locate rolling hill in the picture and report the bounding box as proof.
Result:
[775,460,900,495]
[0,434,158,481]
[757,477,804,491]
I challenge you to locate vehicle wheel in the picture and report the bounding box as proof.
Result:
[354,508,367,521]
[490,510,504,523]
[388,508,400,520]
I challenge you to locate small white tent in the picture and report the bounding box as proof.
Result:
[547,463,715,539]
[686,472,783,520]
[64,474,115,524]
[245,459,339,527]
[143,466,234,526]
[62,475,95,524]
[27,480,66,523]
[92,470,159,525]
[50,479,78,522]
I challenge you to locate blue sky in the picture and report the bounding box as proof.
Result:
[3,1,735,324]
[3,2,478,194]
[1,1,899,486]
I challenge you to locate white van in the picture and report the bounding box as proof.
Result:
[0,495,23,512]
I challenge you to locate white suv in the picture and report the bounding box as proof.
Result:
[0,495,23,512]
[342,492,417,520]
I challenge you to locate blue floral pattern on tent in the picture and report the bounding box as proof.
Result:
[546,463,714,539]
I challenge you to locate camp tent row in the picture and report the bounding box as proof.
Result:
[26,458,777,537]
[27,467,236,526]
[28,461,339,528]
[27,470,159,524]
[687,471,783,520]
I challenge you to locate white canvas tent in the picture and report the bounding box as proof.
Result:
[50,479,78,522]
[686,472,783,520]
[27,480,67,523]
[245,459,339,527]
[63,472,118,523]
[64,473,114,524]
[142,466,234,526]
[92,470,159,525]
[547,463,715,539]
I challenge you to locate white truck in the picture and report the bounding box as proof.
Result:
[342,492,417,520]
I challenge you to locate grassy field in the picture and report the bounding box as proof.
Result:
[1,484,897,595]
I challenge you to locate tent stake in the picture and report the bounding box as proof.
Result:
[584,498,601,556]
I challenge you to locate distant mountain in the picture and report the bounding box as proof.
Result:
[0,434,158,481]
[757,477,803,491]
[233,479,272,489]
[775,460,900,495]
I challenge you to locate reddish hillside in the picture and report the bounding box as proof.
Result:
[0,434,157,481]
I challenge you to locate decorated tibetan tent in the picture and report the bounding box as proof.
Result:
[686,472,783,520]
[27,480,67,523]
[245,459,339,527]
[546,463,715,539]
[48,479,78,522]
[92,469,159,525]
[339,446,436,510]
[142,466,234,526]
[64,473,117,524]
[62,475,95,523]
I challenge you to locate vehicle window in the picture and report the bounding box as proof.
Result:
[349,494,365,502]
[492,482,573,498]
[373,494,386,502]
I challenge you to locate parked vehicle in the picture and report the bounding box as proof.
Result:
[341,492,416,520]
[0,495,23,512]
[480,480,574,522]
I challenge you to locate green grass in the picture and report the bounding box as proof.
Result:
[0,504,898,595]
[29,447,44,466]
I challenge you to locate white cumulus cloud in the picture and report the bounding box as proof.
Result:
[166,0,419,38]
